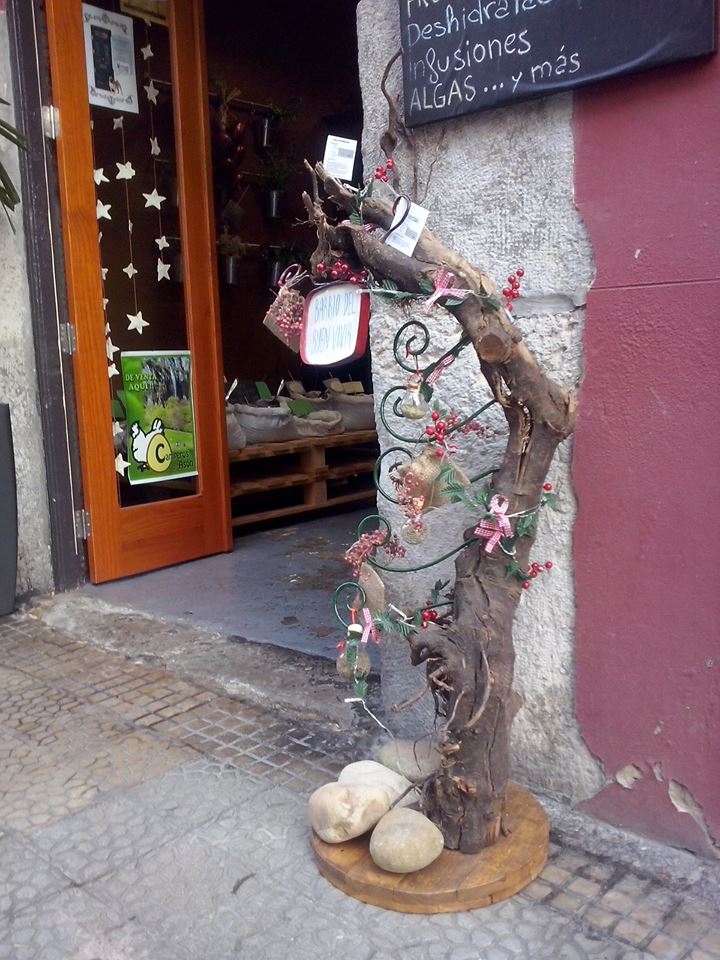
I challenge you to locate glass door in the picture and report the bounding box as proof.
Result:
[45,0,231,581]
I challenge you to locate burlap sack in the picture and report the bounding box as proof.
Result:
[262,285,304,353]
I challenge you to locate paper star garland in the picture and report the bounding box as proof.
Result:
[106,336,119,360]
[93,168,109,185]
[112,421,124,437]
[122,262,138,279]
[104,321,111,335]
[96,200,112,220]
[150,136,161,157]
[116,161,136,180]
[141,43,154,60]
[115,452,130,475]
[155,235,169,251]
[143,188,166,210]
[157,259,171,281]
[112,116,124,130]
[107,362,119,379]
[144,80,159,105]
[127,310,149,334]
[102,297,109,310]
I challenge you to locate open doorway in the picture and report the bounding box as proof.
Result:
[73,0,375,657]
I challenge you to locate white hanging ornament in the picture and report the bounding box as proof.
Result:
[399,373,429,420]
[115,452,130,475]
[96,200,112,220]
[155,235,169,251]
[127,310,149,334]
[115,161,136,180]
[112,421,123,437]
[156,259,171,281]
[112,116,124,130]
[144,80,159,105]
[122,262,138,279]
[150,136,161,157]
[106,336,118,360]
[107,362,119,379]
[93,168,109,185]
[141,43,154,60]
[101,267,109,280]
[143,188,166,209]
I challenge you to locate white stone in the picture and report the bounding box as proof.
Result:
[308,782,389,844]
[369,808,444,874]
[338,760,417,807]
[377,740,440,782]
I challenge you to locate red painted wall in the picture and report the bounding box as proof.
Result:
[573,49,720,856]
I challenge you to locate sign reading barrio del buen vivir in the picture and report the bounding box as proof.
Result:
[399,0,717,126]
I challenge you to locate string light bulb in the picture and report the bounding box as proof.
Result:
[399,374,430,420]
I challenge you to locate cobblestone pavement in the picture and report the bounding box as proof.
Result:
[1,612,718,960]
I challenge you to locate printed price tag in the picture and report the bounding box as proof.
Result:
[385,198,429,258]
[323,135,358,181]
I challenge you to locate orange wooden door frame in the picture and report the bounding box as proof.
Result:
[45,0,232,582]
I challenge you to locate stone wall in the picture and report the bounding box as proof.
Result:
[357,0,605,803]
[0,15,53,597]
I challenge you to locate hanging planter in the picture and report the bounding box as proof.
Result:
[267,188,283,220]
[255,115,275,151]
[217,230,249,285]
[223,255,242,285]
[260,151,296,222]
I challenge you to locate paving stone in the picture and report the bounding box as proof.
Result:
[569,876,603,899]
[0,835,70,919]
[614,917,653,947]
[0,887,195,960]
[583,906,620,932]
[647,932,689,958]
[698,929,720,955]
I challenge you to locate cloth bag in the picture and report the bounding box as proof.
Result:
[225,407,247,450]
[293,410,344,437]
[326,392,375,431]
[233,403,297,444]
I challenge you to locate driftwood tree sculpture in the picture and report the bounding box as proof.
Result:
[302,73,574,856]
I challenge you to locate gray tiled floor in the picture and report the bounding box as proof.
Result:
[1,612,718,960]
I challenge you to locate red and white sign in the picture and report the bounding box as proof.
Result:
[301,283,370,366]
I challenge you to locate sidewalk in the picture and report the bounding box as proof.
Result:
[0,610,718,960]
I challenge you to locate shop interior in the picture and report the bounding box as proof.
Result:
[85,1,376,654]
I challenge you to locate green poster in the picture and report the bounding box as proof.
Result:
[120,350,197,485]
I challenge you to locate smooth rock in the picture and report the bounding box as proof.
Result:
[308,782,390,843]
[377,739,440,782]
[369,808,445,873]
[337,760,417,807]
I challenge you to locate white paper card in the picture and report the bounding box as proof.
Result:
[323,135,358,181]
[83,4,139,114]
[385,199,429,258]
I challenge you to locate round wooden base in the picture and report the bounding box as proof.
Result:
[311,782,548,914]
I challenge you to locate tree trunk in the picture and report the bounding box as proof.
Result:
[302,162,574,854]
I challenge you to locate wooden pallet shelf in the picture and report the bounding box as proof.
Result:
[228,430,379,529]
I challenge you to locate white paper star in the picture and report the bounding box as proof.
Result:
[96,200,112,220]
[143,188,166,209]
[122,262,138,279]
[112,420,124,437]
[102,297,109,310]
[128,220,133,235]
[98,231,103,244]
[115,161,136,180]
[144,80,159,105]
[115,452,130,475]
[106,336,119,360]
[112,116,124,130]
[149,136,161,157]
[107,362,119,379]
[101,267,109,280]
[157,259,171,281]
[141,43,154,60]
[104,321,111,335]
[127,310,149,334]
[155,235,169,251]
[93,168,109,185]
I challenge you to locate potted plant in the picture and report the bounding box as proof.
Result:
[217,229,249,285]
[260,152,296,219]
[265,243,301,288]
[254,103,296,151]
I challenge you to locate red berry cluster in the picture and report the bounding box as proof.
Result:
[425,411,449,458]
[502,267,524,312]
[522,560,553,590]
[316,261,369,285]
[374,157,395,182]
[421,600,439,629]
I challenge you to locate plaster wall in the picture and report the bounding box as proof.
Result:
[0,17,53,597]
[357,1,604,802]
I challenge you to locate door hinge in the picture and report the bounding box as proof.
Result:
[75,508,91,541]
[59,323,77,355]
[41,104,60,141]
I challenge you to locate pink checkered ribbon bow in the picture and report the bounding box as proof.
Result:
[423,269,471,314]
[361,607,380,644]
[426,353,456,385]
[474,496,512,554]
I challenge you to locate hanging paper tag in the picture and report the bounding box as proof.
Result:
[385,199,429,258]
[301,283,370,366]
[323,135,358,181]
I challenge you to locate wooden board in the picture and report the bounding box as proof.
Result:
[311,783,548,914]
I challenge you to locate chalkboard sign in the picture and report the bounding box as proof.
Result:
[399,0,717,127]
